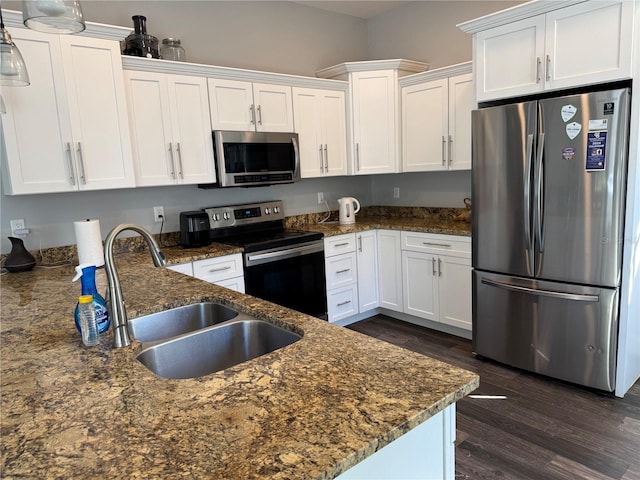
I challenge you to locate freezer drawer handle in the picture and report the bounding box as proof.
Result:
[481,278,599,302]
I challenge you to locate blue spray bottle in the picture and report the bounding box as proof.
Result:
[72,263,110,334]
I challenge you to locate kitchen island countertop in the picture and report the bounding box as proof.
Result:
[1,214,477,479]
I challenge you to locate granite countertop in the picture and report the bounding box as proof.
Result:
[1,213,477,479]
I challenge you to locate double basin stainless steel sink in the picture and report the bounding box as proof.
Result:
[129,302,302,379]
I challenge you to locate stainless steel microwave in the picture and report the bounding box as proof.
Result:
[209,130,300,188]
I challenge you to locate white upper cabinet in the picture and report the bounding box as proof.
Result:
[2,28,134,194]
[470,0,635,101]
[400,65,473,172]
[125,70,215,186]
[208,78,294,132]
[292,87,348,178]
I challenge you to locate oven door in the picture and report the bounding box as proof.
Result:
[243,241,327,317]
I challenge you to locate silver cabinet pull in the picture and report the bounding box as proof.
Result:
[481,278,599,302]
[441,136,446,166]
[169,142,176,180]
[358,236,362,252]
[432,257,436,276]
[336,268,351,274]
[546,55,551,81]
[448,135,453,166]
[249,105,256,125]
[256,105,262,125]
[438,258,442,277]
[536,57,542,83]
[176,142,184,179]
[319,145,324,173]
[168,143,176,178]
[334,242,349,247]
[337,300,351,307]
[324,144,328,172]
[76,142,87,184]
[208,265,231,273]
[356,143,360,171]
[422,242,451,248]
[65,142,76,186]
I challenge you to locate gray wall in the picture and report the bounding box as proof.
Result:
[1,1,517,253]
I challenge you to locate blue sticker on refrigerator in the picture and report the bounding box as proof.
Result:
[586,131,607,171]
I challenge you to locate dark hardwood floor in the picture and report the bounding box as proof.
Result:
[347,315,640,480]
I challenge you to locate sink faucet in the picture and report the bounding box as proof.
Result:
[104,223,166,348]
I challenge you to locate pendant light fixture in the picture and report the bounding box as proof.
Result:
[0,5,30,87]
[22,0,85,34]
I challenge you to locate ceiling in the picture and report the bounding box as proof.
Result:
[293,1,412,19]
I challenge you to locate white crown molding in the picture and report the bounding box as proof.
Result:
[1,9,131,41]
[399,62,471,87]
[122,56,349,90]
[315,59,429,79]
[457,0,587,34]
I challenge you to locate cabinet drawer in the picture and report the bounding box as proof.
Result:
[327,284,359,323]
[166,262,193,276]
[193,254,243,283]
[401,232,470,256]
[216,276,246,294]
[324,233,356,257]
[325,252,357,289]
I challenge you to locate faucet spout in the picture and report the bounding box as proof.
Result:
[104,223,166,348]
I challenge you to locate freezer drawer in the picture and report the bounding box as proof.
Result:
[473,270,618,391]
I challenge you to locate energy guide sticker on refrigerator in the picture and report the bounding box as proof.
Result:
[471,87,630,392]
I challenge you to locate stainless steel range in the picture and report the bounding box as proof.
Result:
[204,201,327,318]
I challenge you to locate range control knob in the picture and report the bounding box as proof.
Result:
[213,213,220,221]
[274,206,280,214]
[265,207,271,215]
[223,212,230,220]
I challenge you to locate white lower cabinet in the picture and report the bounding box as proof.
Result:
[401,232,472,331]
[356,230,379,312]
[324,234,358,323]
[166,254,245,293]
[377,230,403,312]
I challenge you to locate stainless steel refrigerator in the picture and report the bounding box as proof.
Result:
[472,87,630,392]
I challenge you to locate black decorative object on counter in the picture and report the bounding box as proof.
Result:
[122,15,159,59]
[4,237,36,272]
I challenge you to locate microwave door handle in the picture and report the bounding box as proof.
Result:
[291,136,300,179]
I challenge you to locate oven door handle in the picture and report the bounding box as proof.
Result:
[245,242,324,266]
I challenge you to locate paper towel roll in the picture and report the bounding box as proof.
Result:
[74,219,105,267]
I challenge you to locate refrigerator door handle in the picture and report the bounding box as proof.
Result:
[535,132,545,253]
[524,133,535,273]
[481,278,599,302]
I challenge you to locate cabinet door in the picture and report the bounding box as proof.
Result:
[447,73,473,171]
[321,90,348,176]
[545,0,634,90]
[351,70,398,174]
[292,87,323,178]
[401,79,448,172]
[124,70,175,186]
[1,28,75,194]
[475,15,545,101]
[166,74,215,184]
[357,230,379,312]
[59,35,134,190]
[438,255,472,331]
[377,230,403,313]
[402,250,438,321]
[252,83,294,132]
[167,262,194,276]
[207,78,254,131]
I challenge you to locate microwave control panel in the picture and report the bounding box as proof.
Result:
[204,200,284,229]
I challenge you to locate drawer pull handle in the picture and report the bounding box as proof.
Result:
[337,300,351,307]
[334,242,350,247]
[208,266,232,273]
[336,268,351,274]
[422,242,451,248]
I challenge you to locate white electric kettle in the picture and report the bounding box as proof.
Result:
[338,197,361,225]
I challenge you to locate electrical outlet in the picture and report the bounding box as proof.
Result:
[10,219,26,236]
[317,192,324,204]
[153,206,165,222]
[393,187,400,199]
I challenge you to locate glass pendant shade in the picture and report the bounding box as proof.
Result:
[22,0,85,34]
[0,26,30,86]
